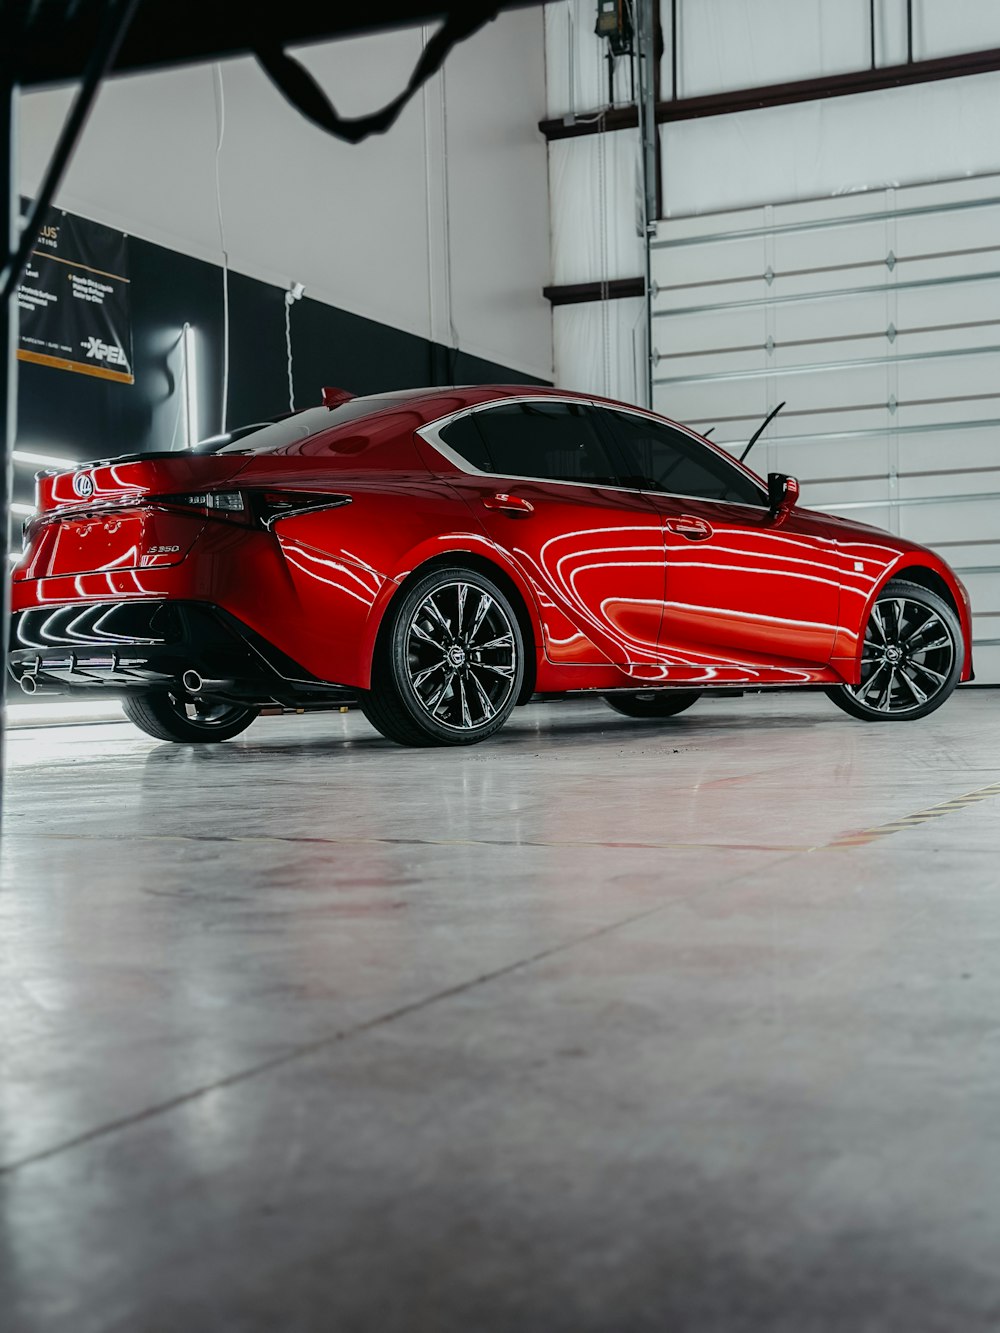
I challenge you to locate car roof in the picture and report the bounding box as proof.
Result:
[363,383,590,422]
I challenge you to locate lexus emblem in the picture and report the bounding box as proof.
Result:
[73,472,95,499]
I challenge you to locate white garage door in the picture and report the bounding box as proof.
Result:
[650,172,1000,683]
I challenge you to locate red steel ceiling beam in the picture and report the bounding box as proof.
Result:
[540,45,1000,141]
[543,278,644,305]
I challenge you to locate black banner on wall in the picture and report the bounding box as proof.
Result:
[16,203,134,385]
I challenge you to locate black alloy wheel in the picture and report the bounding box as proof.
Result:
[361,565,525,746]
[603,689,703,719]
[826,579,963,721]
[122,690,258,742]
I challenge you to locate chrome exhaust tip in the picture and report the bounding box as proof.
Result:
[182,670,239,697]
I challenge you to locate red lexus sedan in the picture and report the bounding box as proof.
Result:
[11,385,972,746]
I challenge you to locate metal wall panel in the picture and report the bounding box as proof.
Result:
[651,172,1000,681]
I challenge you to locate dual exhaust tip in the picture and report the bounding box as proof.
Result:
[17,668,231,696]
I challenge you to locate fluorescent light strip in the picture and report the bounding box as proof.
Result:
[183,323,199,447]
[13,449,77,469]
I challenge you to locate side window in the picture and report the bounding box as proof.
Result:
[437,415,493,472]
[469,401,619,485]
[605,410,765,506]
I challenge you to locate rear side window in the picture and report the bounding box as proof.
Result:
[604,410,765,506]
[438,416,493,473]
[443,401,619,485]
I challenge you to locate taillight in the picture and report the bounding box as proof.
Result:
[176,490,246,513]
[159,489,351,530]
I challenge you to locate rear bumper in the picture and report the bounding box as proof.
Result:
[8,601,357,706]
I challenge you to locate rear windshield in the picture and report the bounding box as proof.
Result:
[202,394,421,455]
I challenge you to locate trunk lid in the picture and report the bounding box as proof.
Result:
[18,454,249,580]
[36,453,248,513]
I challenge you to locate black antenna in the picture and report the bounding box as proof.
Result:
[702,426,715,438]
[739,401,786,463]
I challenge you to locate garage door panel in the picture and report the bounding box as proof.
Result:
[653,244,767,294]
[896,394,1000,428]
[963,612,999,642]
[782,436,890,487]
[658,348,764,381]
[656,379,769,427]
[898,424,1000,473]
[898,496,999,546]
[898,325,1000,360]
[897,352,1000,403]
[774,216,885,272]
[970,644,1000,680]
[896,278,1000,332]
[932,539,1000,569]
[959,571,1000,614]
[762,362,891,406]
[895,202,1000,257]
[897,250,1000,290]
[765,264,888,303]
[774,291,891,343]
[898,467,1000,502]
[802,480,893,512]
[656,307,765,351]
[654,267,761,302]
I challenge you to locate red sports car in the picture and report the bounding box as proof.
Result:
[10,385,972,745]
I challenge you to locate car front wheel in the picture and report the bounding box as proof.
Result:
[361,566,525,747]
[825,579,963,721]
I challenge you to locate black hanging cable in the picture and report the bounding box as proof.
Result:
[906,0,914,64]
[253,4,502,146]
[671,0,678,99]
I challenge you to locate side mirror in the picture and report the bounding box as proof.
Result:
[768,472,800,522]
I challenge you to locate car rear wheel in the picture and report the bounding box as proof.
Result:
[825,579,963,721]
[122,690,258,742]
[603,689,703,719]
[361,566,525,747]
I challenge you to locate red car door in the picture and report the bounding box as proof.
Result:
[419,399,667,668]
[600,408,842,682]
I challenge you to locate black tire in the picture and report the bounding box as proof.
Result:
[603,689,703,719]
[361,565,525,747]
[825,578,963,722]
[122,689,258,742]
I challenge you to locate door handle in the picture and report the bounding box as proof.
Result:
[665,515,713,541]
[482,493,534,516]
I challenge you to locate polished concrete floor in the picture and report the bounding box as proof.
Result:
[2,689,1000,1332]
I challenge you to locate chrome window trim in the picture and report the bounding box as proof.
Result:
[417,395,769,510]
[417,396,635,496]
